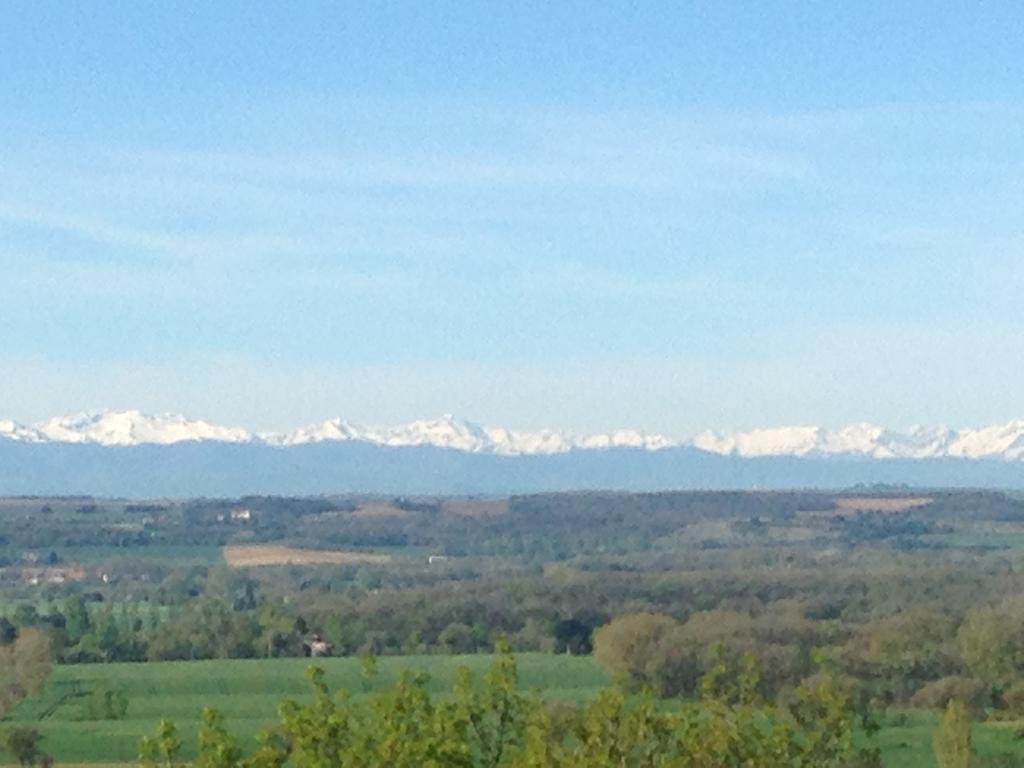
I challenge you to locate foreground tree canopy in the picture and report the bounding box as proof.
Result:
[140,645,878,768]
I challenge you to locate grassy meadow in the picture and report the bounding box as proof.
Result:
[871,710,1024,767]
[5,653,1024,766]
[4,654,607,763]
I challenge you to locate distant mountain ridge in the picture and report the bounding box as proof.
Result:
[2,410,1024,497]
[693,422,1024,460]
[1,411,673,454]
[4,410,1024,461]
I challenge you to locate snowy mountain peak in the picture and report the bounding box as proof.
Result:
[381,415,494,451]
[272,417,364,446]
[690,421,1022,460]
[948,420,1024,460]
[0,419,44,442]
[693,426,823,457]
[575,429,675,451]
[34,410,254,446]
[276,415,669,455]
[6,410,1024,461]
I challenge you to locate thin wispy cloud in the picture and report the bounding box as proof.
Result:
[3,46,1023,434]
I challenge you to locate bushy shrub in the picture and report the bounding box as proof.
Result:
[4,727,42,767]
[81,687,129,721]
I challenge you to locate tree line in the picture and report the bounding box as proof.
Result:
[137,646,879,768]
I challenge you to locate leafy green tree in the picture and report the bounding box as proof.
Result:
[11,605,38,629]
[552,618,594,655]
[0,629,52,719]
[911,676,989,715]
[360,654,379,692]
[13,629,52,698]
[0,619,16,644]
[843,607,960,701]
[933,699,972,768]
[63,596,92,644]
[439,622,477,654]
[592,612,680,692]
[958,608,1020,683]
[139,720,182,768]
[193,709,242,768]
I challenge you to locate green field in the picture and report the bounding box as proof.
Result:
[4,654,607,763]
[920,531,1024,550]
[6,655,1024,766]
[871,710,1024,768]
[50,545,227,565]
[0,544,226,567]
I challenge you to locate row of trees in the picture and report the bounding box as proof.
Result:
[20,574,1024,714]
[139,647,878,768]
[0,639,986,768]
[593,604,1024,718]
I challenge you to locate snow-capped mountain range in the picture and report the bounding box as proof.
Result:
[692,422,1024,460]
[4,410,1024,461]
[0,411,672,454]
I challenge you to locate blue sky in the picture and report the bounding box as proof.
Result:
[2,2,1023,435]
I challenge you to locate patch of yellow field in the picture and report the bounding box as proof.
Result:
[223,544,390,567]
[351,502,410,519]
[834,496,933,513]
